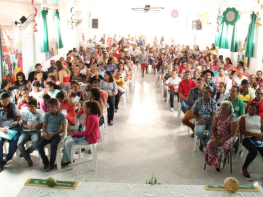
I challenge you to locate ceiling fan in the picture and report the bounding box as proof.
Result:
[132,5,164,13]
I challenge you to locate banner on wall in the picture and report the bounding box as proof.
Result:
[47,11,58,59]
[1,26,22,83]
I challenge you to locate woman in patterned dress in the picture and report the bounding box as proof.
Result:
[205,101,237,172]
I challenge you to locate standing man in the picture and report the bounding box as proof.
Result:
[178,70,197,114]
[138,47,148,77]
[193,86,217,151]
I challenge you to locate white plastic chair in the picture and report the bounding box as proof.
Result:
[79,113,105,149]
[187,118,196,135]
[159,79,163,93]
[70,143,97,170]
[130,71,136,93]
[120,92,127,110]
[176,103,182,121]
[39,120,68,171]
[166,90,179,110]
[3,141,20,164]
[125,80,130,100]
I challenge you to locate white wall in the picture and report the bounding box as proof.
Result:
[0,0,78,79]
[0,1,35,78]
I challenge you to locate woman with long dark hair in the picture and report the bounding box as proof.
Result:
[0,92,22,172]
[100,71,117,125]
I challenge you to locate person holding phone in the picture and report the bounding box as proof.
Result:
[0,92,22,172]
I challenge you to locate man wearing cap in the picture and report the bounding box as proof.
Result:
[46,60,56,76]
[182,77,205,137]
[192,85,217,151]
[124,48,129,56]
[203,69,217,98]
[28,63,48,83]
[212,52,218,62]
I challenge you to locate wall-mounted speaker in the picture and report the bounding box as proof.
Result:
[92,19,98,29]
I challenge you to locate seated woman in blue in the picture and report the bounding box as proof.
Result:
[0,92,22,172]
[106,57,116,72]
[45,82,61,98]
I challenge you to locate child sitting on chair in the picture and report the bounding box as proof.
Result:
[18,99,44,167]
[37,98,66,171]
[61,101,101,166]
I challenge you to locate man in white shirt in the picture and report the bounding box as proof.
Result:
[86,38,95,50]
[129,43,140,57]
[165,70,182,111]
[99,38,107,49]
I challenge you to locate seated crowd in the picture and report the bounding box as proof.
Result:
[154,41,263,180]
[1,35,263,181]
[0,35,139,172]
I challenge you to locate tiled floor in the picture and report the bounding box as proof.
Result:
[1,68,263,196]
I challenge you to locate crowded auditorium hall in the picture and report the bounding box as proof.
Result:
[1,0,263,196]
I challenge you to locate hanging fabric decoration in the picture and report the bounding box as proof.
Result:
[223,7,239,25]
[200,11,208,24]
[245,13,257,58]
[70,7,74,29]
[88,13,91,27]
[215,16,223,47]
[31,0,38,32]
[230,15,240,52]
[54,11,64,49]
[218,19,229,49]
[216,8,221,32]
[40,10,49,53]
[171,10,179,18]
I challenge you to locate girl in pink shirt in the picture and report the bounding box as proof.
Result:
[61,101,102,166]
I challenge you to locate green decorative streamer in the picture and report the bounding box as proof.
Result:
[218,20,229,49]
[54,11,64,49]
[245,13,257,58]
[230,15,240,52]
[215,16,223,47]
[70,7,74,29]
[41,10,49,53]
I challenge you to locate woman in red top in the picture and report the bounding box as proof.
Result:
[61,101,101,165]
[245,88,263,120]
[56,91,76,134]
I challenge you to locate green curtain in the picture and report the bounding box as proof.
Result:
[41,10,49,53]
[245,13,257,57]
[54,11,64,49]
[214,16,223,47]
[230,15,240,52]
[219,20,229,49]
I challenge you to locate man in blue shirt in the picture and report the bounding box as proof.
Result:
[192,86,217,151]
